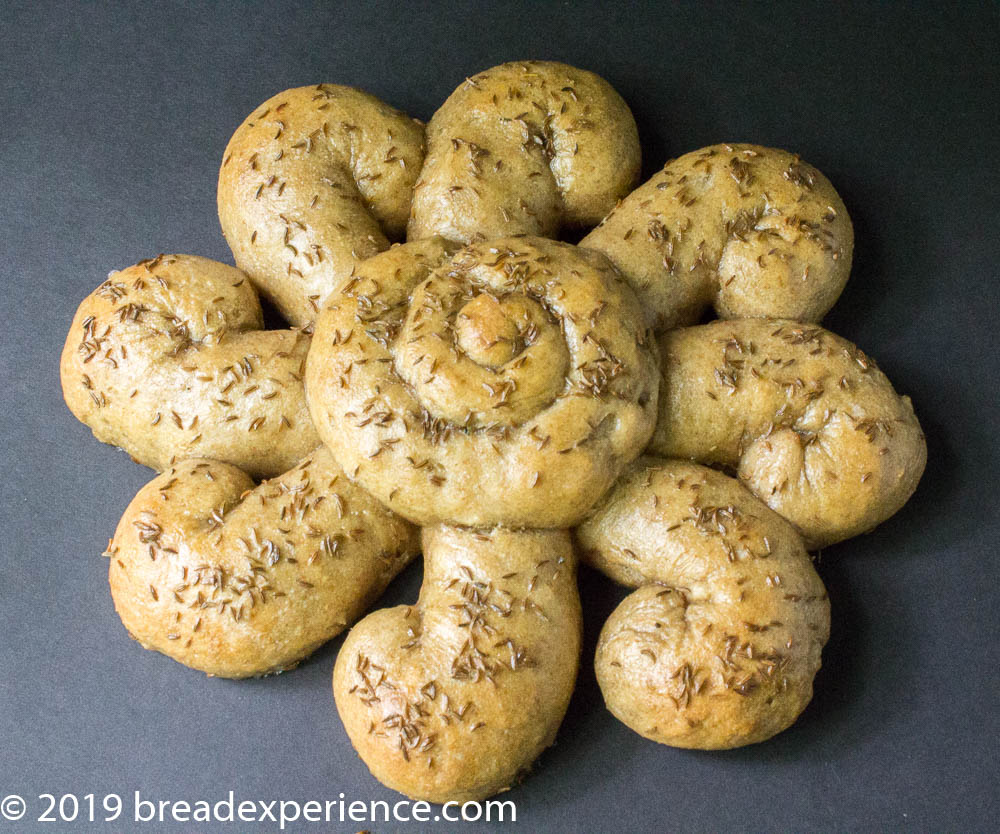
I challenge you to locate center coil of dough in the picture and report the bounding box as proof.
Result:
[455,293,523,367]
[394,273,570,428]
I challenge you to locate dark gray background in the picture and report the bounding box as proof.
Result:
[2,1,998,832]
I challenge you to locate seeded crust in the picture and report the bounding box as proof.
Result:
[60,254,319,479]
[582,144,853,332]
[107,445,419,678]
[58,61,927,804]
[408,60,640,244]
[334,525,581,803]
[306,237,660,528]
[218,85,426,326]
[651,319,926,547]
[577,458,829,749]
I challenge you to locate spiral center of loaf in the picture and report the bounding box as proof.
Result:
[393,266,572,429]
[455,294,524,368]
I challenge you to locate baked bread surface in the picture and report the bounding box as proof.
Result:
[108,445,419,678]
[334,524,581,802]
[582,144,853,331]
[307,236,659,528]
[61,254,318,478]
[578,457,829,748]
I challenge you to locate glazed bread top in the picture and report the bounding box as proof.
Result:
[108,445,419,678]
[334,524,581,802]
[61,254,318,478]
[219,85,425,325]
[306,237,659,528]
[578,457,829,749]
[582,144,853,332]
[650,319,926,547]
[408,60,640,243]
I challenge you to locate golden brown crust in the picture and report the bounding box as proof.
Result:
[306,237,660,527]
[408,60,640,243]
[334,525,581,802]
[582,144,853,332]
[107,445,419,678]
[218,85,425,326]
[60,254,319,479]
[651,319,926,547]
[577,457,829,749]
